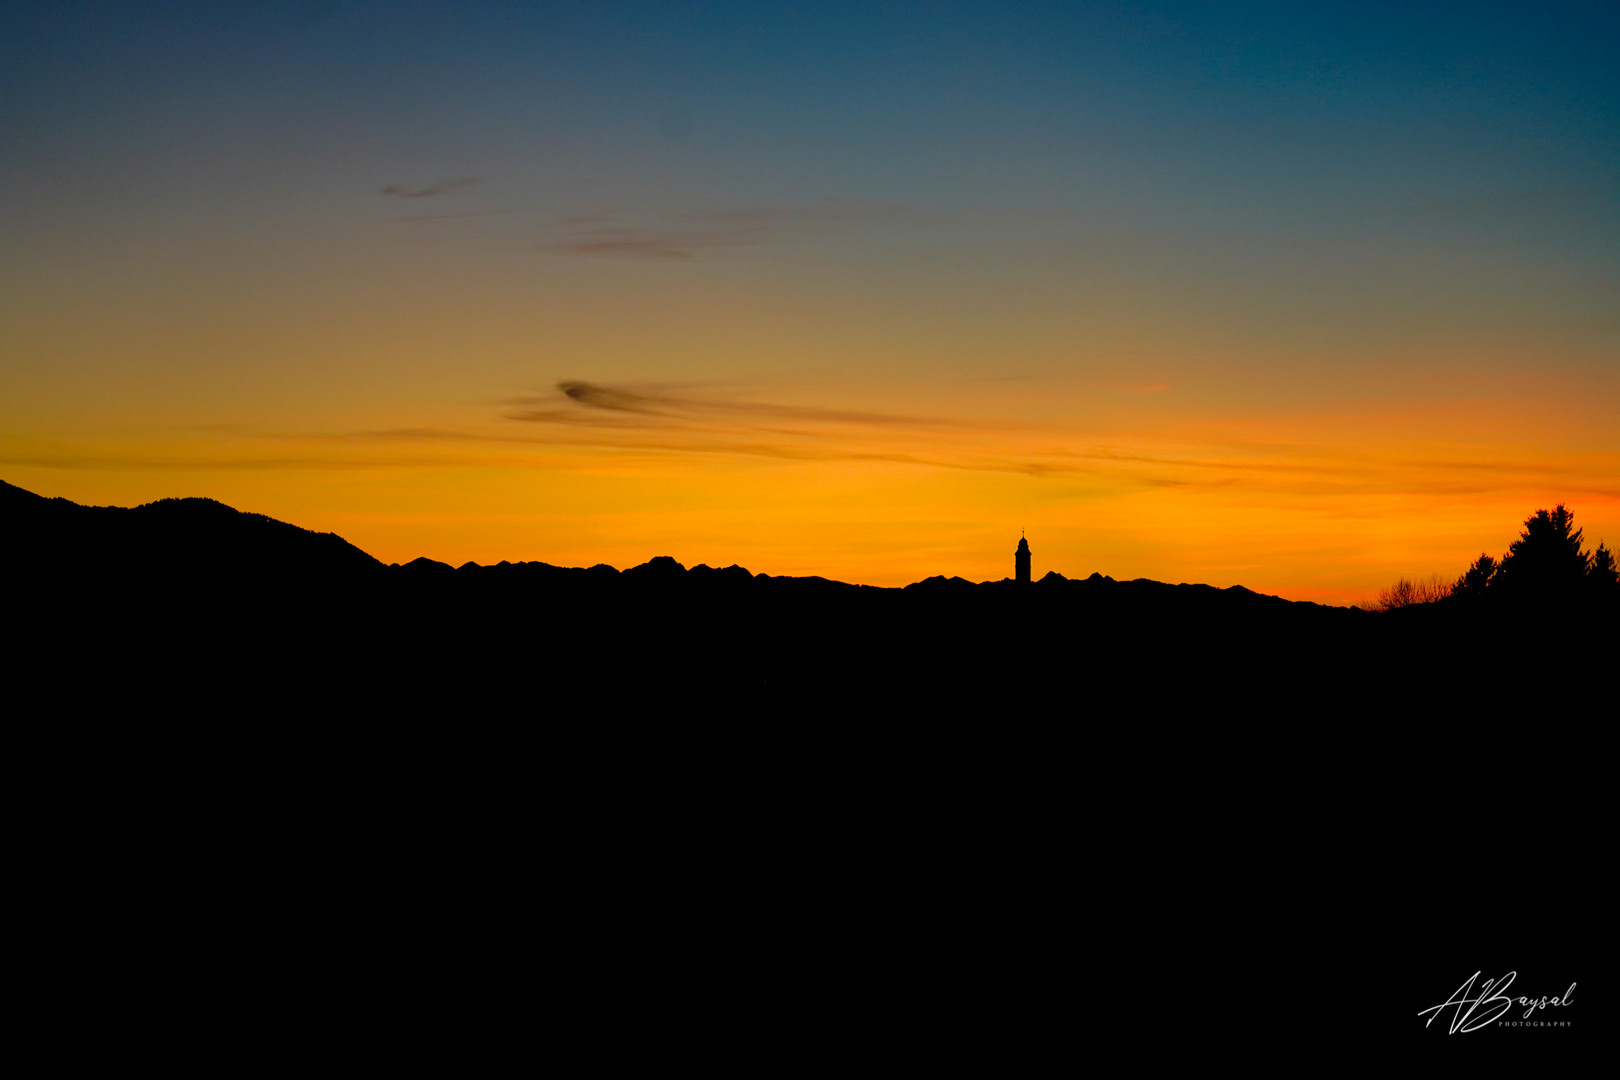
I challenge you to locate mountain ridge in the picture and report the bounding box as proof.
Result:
[1,479,1345,606]
[16,476,1589,718]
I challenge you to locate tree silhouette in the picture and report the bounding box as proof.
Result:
[1377,573,1450,610]
[1589,543,1619,600]
[1451,554,1497,600]
[1492,504,1590,601]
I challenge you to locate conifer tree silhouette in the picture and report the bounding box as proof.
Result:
[1588,542,1619,599]
[1451,554,1498,600]
[1492,505,1589,601]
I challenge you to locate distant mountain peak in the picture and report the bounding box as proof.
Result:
[626,555,687,576]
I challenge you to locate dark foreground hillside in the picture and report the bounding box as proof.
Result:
[5,478,1604,1064]
[5,479,1608,718]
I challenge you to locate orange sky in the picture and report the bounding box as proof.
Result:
[5,362,1616,605]
[4,5,1617,605]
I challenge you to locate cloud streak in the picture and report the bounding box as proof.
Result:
[487,380,1620,502]
[20,384,1616,511]
[379,178,482,199]
[542,198,944,259]
[509,381,964,430]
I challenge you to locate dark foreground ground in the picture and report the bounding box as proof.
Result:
[5,480,1606,1064]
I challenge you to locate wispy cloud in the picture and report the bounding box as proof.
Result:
[480,380,1620,499]
[379,177,483,199]
[508,381,963,429]
[18,383,1617,510]
[485,380,1346,484]
[543,198,944,259]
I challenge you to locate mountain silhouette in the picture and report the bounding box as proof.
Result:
[3,479,382,583]
[4,478,1602,717]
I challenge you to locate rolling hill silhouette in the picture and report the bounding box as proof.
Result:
[3,479,382,584]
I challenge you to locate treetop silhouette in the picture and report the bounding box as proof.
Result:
[1492,504,1592,601]
[1588,542,1618,599]
[1452,554,1498,600]
[1368,504,1613,612]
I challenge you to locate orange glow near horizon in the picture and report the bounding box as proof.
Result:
[6,372,1616,607]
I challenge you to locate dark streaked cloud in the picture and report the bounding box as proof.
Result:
[542,198,945,259]
[484,379,1620,497]
[486,380,1344,485]
[379,178,483,199]
[511,380,963,429]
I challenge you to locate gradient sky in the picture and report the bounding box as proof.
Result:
[3,1,1617,602]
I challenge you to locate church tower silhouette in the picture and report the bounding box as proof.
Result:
[1015,532,1031,584]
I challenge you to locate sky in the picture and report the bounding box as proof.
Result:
[3,1,1616,602]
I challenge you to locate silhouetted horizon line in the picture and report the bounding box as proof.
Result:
[1,477,1343,606]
